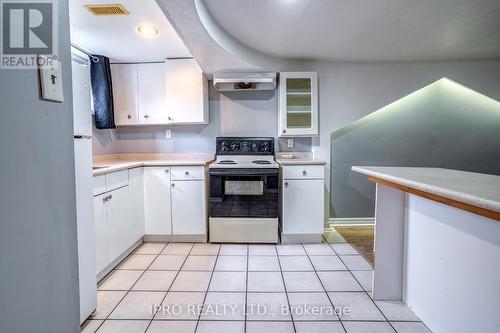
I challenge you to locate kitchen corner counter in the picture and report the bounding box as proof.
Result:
[351,166,500,333]
[352,166,500,216]
[275,152,326,165]
[93,153,215,176]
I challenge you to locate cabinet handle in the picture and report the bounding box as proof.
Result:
[127,114,132,119]
[102,194,112,202]
[171,183,175,187]
[284,182,288,187]
[144,114,149,118]
[168,116,172,121]
[283,129,286,133]
[164,169,169,173]
[185,171,189,175]
[302,170,307,176]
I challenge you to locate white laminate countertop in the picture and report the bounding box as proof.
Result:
[275,152,327,165]
[93,153,215,176]
[352,166,500,213]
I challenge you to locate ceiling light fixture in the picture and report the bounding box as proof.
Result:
[136,25,160,38]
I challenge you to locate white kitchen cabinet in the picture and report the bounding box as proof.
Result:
[93,185,131,274]
[281,164,324,243]
[165,58,208,124]
[138,63,168,124]
[106,185,131,260]
[111,63,138,126]
[144,167,172,235]
[129,168,145,242]
[93,193,109,274]
[279,72,318,137]
[171,179,206,235]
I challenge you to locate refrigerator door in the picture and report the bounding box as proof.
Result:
[74,138,97,323]
[72,60,92,137]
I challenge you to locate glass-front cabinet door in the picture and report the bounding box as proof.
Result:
[279,72,318,136]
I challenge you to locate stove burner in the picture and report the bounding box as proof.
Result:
[252,160,272,165]
[218,160,237,165]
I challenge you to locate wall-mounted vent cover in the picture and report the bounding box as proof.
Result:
[84,4,129,16]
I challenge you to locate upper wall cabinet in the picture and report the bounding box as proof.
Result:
[110,63,138,126]
[278,72,318,137]
[138,63,169,124]
[165,58,208,124]
[111,59,208,126]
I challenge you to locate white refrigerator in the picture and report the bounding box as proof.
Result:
[72,56,97,324]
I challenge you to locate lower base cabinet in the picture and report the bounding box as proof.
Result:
[93,185,131,274]
[171,180,206,235]
[93,166,208,275]
[144,167,172,235]
[281,165,325,242]
[144,166,207,236]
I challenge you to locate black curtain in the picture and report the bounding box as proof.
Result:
[90,55,115,129]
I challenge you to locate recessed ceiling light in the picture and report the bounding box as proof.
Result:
[136,25,160,38]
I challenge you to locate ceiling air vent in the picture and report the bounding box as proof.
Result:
[84,4,129,16]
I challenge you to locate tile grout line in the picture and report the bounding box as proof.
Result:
[92,241,169,333]
[142,242,195,333]
[322,235,399,333]
[300,243,348,333]
[193,244,222,332]
[275,244,297,333]
[244,244,249,333]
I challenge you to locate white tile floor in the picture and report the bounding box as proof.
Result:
[82,231,432,333]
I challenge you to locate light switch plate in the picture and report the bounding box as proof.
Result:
[38,56,64,102]
[287,138,294,148]
[165,129,172,139]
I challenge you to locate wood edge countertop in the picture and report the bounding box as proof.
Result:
[93,153,215,176]
[352,166,500,222]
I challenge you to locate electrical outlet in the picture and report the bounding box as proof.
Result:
[165,129,172,139]
[287,138,294,148]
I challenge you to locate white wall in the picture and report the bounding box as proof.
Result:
[92,85,311,154]
[0,0,81,331]
[307,59,500,219]
[92,59,500,219]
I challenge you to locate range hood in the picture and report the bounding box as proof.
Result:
[213,72,277,91]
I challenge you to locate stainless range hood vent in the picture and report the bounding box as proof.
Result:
[213,72,277,91]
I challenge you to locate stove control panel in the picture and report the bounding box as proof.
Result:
[216,137,274,155]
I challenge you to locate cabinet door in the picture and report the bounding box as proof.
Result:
[106,186,131,261]
[129,168,145,242]
[171,180,206,235]
[165,58,208,124]
[144,167,172,234]
[138,63,168,124]
[282,179,324,234]
[279,72,318,137]
[111,64,138,125]
[93,194,109,274]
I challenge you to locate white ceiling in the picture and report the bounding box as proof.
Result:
[203,0,500,62]
[69,0,191,62]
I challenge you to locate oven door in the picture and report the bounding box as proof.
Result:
[209,168,279,219]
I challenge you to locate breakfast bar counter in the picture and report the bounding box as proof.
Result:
[352,166,500,333]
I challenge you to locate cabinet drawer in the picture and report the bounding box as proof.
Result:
[282,165,324,179]
[106,170,129,191]
[171,166,205,180]
[93,175,106,196]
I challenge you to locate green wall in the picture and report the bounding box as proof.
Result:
[330,78,500,218]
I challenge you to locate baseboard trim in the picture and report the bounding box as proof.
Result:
[97,238,143,282]
[281,233,323,244]
[326,217,375,227]
[143,234,207,243]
